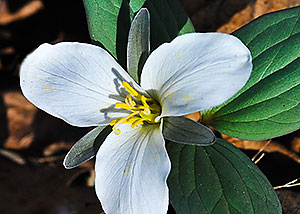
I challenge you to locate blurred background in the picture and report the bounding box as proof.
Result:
[1,0,300,213]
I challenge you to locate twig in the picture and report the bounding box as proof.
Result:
[252,140,271,163]
[254,153,265,164]
[0,149,26,165]
[274,178,300,190]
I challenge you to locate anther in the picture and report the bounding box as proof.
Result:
[112,111,140,130]
[131,118,144,128]
[125,94,136,107]
[122,81,141,100]
[110,81,162,130]
[114,129,121,135]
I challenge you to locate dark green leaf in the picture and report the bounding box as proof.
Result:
[83,0,194,68]
[127,8,150,83]
[163,116,215,146]
[206,6,300,140]
[143,0,195,51]
[63,125,111,169]
[167,138,281,214]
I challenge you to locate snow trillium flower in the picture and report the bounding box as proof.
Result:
[20,31,252,213]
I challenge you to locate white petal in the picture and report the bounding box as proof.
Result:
[20,42,143,127]
[140,33,252,117]
[95,124,170,214]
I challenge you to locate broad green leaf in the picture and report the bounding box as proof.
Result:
[167,138,281,214]
[205,6,300,140]
[163,116,215,146]
[63,125,111,169]
[83,0,194,68]
[127,8,150,83]
[143,0,195,51]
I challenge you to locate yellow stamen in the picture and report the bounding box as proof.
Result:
[127,116,141,123]
[114,129,121,135]
[109,118,120,126]
[140,110,160,123]
[115,102,135,111]
[125,94,136,107]
[113,111,140,130]
[109,81,162,131]
[122,81,142,100]
[141,96,150,108]
[131,118,144,128]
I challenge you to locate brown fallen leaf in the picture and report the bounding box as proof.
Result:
[3,91,37,149]
[0,0,44,25]
[222,134,300,164]
[179,0,300,33]
[291,137,300,153]
[185,111,201,122]
[217,0,300,33]
[43,141,72,157]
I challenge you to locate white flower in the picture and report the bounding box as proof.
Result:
[20,32,252,214]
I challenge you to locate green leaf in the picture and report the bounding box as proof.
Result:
[167,138,281,214]
[83,0,194,68]
[163,116,215,146]
[63,125,111,169]
[206,6,300,140]
[143,0,195,51]
[127,8,150,83]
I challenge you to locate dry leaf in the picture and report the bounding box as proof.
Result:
[0,0,44,25]
[222,134,300,164]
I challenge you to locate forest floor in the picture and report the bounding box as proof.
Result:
[1,0,300,213]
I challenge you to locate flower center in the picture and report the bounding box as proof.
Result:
[110,81,161,133]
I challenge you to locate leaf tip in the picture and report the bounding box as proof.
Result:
[63,154,74,169]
